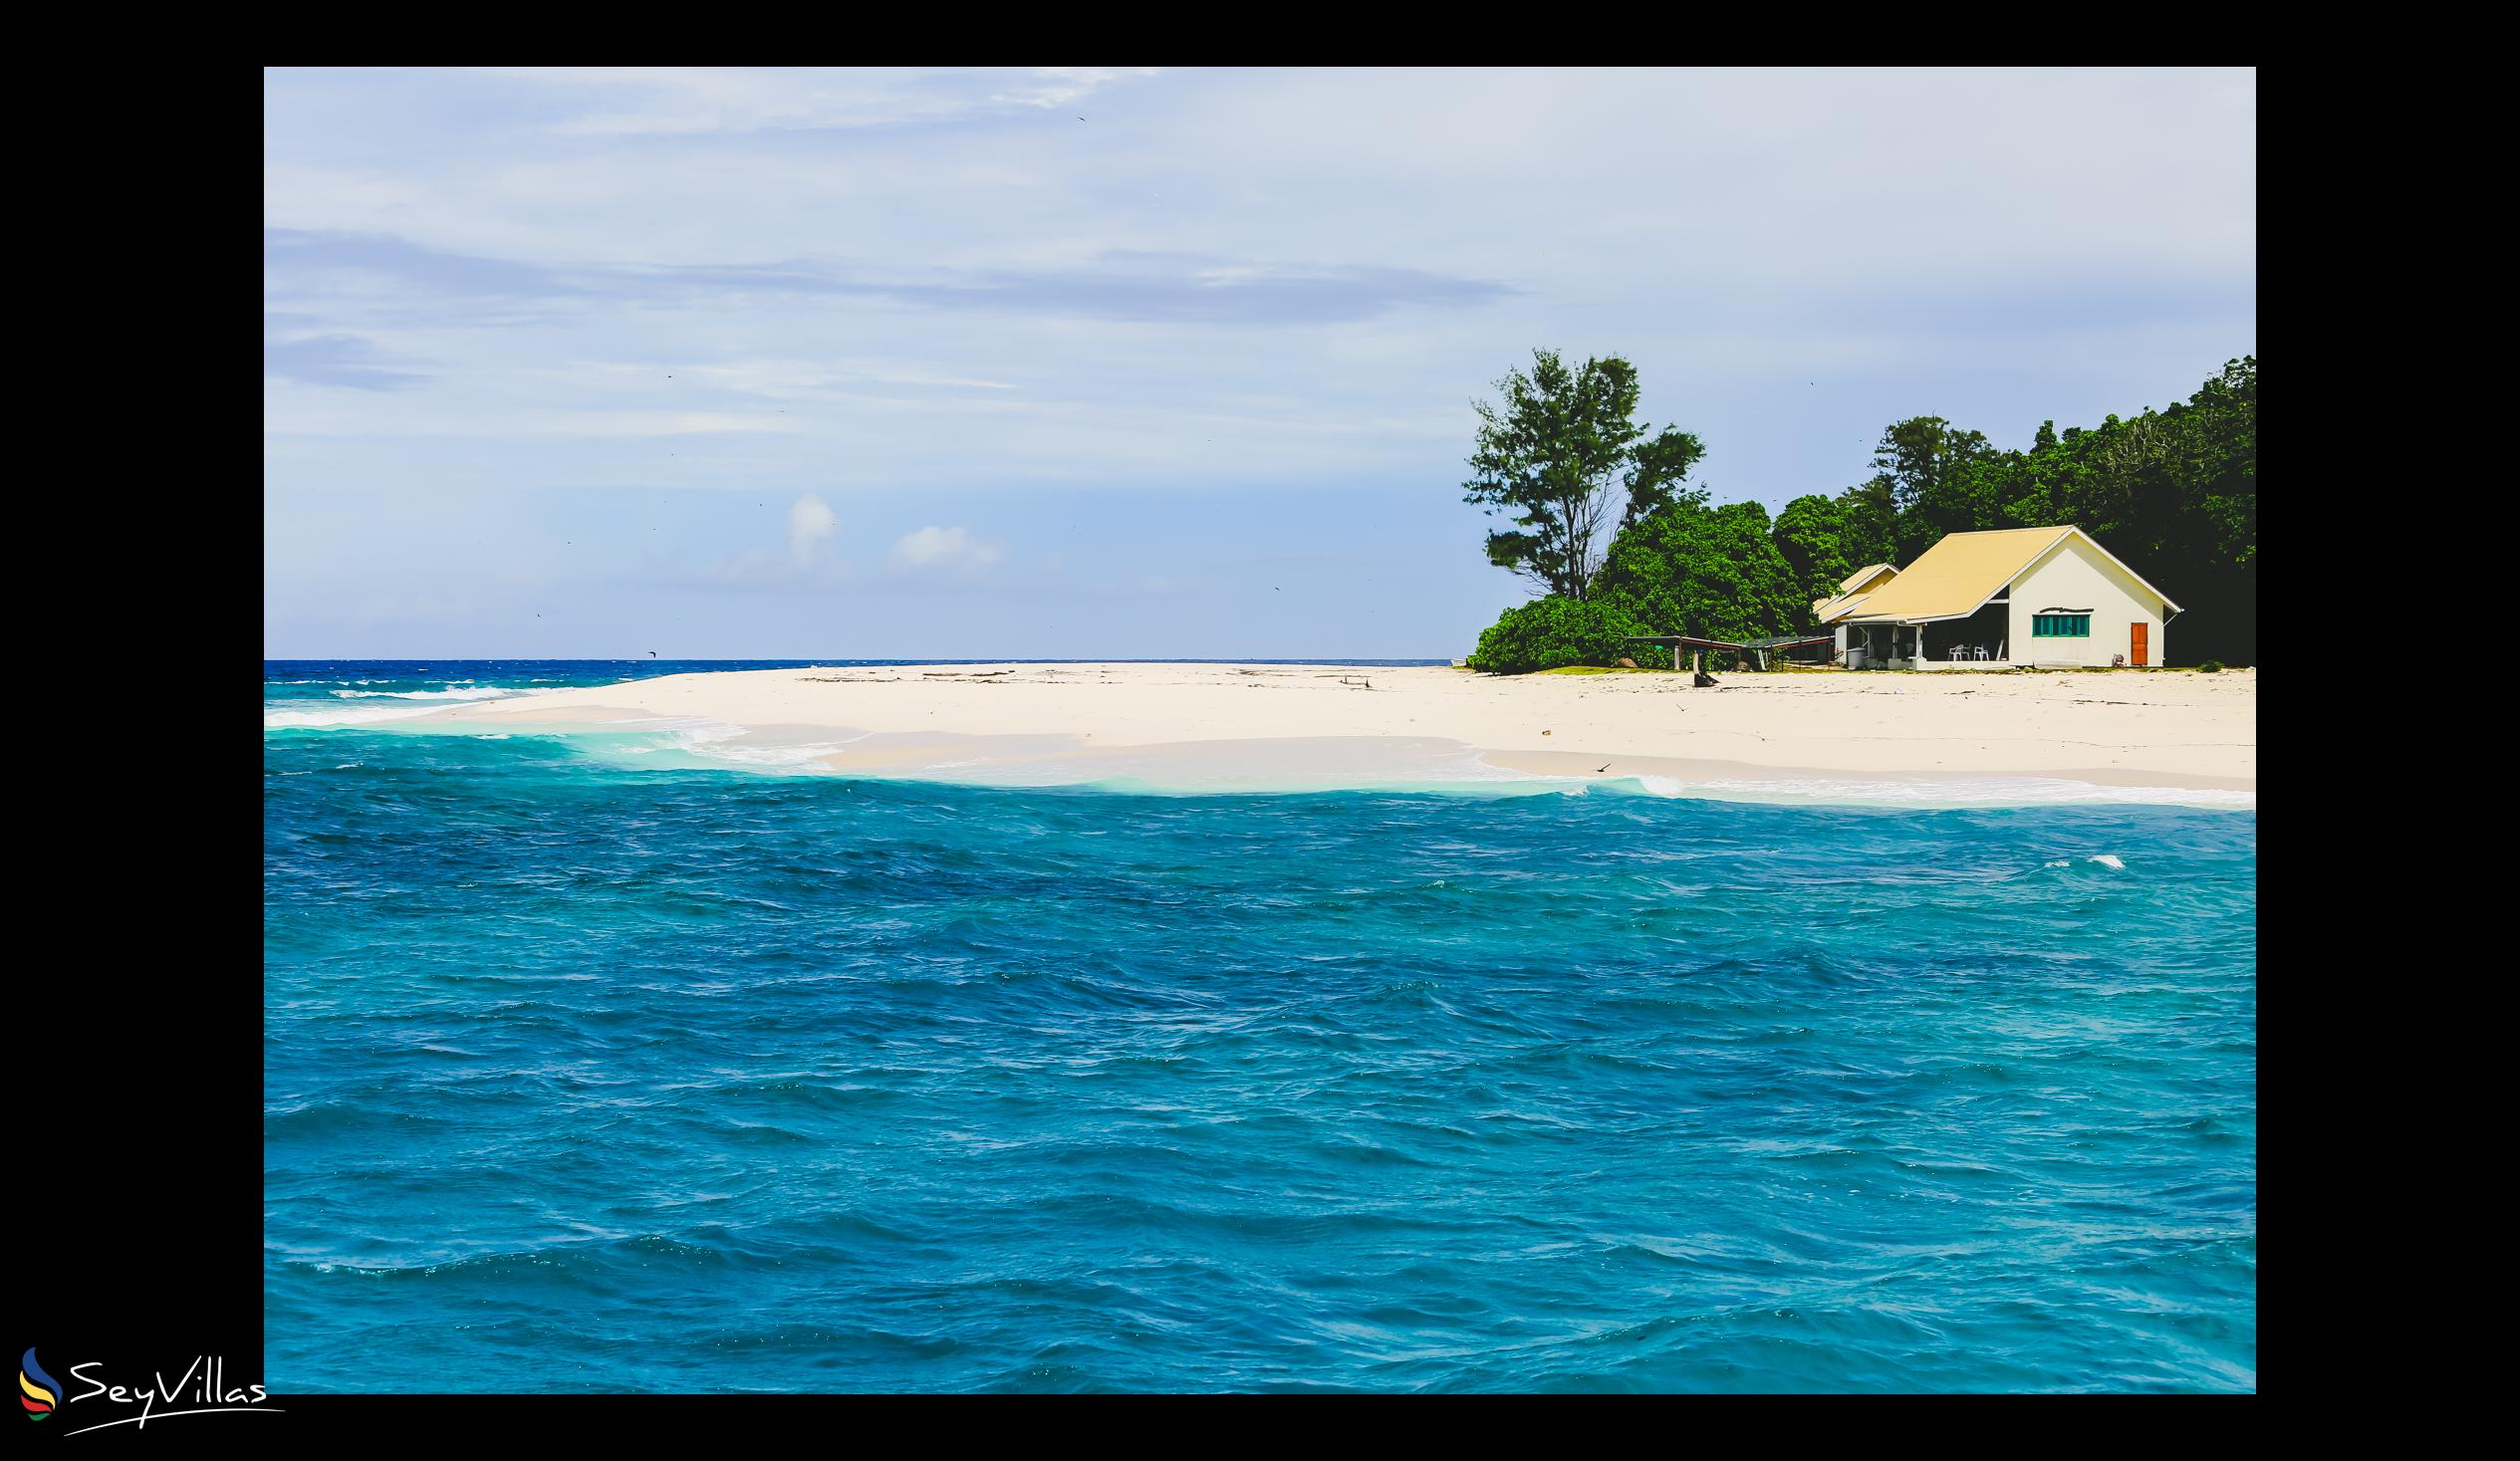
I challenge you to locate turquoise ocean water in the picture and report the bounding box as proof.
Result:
[264,661,2256,1391]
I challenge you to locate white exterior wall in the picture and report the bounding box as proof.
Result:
[2006,536,2170,667]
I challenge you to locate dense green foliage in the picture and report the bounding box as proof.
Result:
[1465,354,2259,669]
[1461,349,1705,600]
[1464,596,1670,674]
[1835,359,2257,660]
[1595,498,1807,647]
[1772,487,1896,609]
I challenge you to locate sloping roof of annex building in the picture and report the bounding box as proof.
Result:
[1842,526,2181,624]
[1811,563,1900,623]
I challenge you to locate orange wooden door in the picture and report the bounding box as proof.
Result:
[2131,622,2148,666]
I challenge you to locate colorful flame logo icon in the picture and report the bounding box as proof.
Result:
[20,1348,60,1421]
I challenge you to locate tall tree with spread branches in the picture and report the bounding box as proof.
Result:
[1461,349,1704,600]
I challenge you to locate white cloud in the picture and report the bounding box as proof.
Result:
[265,67,2253,510]
[787,494,838,566]
[990,68,1161,111]
[888,524,1003,573]
[485,67,1159,138]
[264,66,2253,654]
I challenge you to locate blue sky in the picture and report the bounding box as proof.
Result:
[264,67,2256,658]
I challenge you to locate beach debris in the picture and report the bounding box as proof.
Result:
[1541,729,1552,736]
[1693,671,1719,687]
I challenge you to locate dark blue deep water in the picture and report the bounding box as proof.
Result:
[265,662,2256,1392]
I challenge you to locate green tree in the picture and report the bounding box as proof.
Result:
[1774,493,1860,614]
[1595,499,1805,646]
[1870,416,2003,561]
[1834,477,1900,571]
[2028,358,2257,663]
[1459,355,2257,667]
[1465,595,1668,674]
[1462,349,1705,600]
[1846,358,2257,662]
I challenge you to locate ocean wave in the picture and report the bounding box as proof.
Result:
[269,686,560,728]
[991,768,2252,811]
[263,711,2258,1393]
[1611,775,2254,811]
[684,738,856,771]
[330,685,547,701]
[266,703,454,728]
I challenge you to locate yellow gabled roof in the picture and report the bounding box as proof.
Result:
[1845,527,2076,622]
[1812,591,1873,622]
[1811,564,1899,622]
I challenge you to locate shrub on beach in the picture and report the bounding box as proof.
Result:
[2197,659,2224,673]
[1466,597,1668,674]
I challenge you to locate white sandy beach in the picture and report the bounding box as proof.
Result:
[433,663,2257,795]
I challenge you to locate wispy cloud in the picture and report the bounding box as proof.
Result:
[264,228,571,300]
[688,492,847,587]
[889,525,1003,574]
[787,493,838,566]
[555,411,805,437]
[263,327,428,390]
[489,66,1160,137]
[990,67,1161,112]
[265,67,2253,653]
[267,230,1512,328]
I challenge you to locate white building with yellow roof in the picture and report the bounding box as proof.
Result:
[1814,527,2181,669]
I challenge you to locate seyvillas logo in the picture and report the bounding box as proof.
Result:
[19,1349,279,1436]
[20,1348,60,1421]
